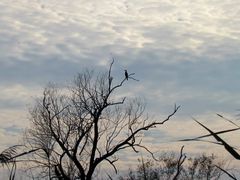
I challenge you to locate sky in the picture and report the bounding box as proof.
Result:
[1,0,240,176]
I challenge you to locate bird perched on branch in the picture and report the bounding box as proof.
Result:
[124,70,129,80]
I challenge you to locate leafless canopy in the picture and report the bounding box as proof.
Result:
[25,60,179,180]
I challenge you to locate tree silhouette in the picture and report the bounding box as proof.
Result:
[119,151,224,180]
[180,115,240,180]
[24,60,179,180]
[0,145,39,180]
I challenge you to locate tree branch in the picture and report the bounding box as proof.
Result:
[172,146,186,180]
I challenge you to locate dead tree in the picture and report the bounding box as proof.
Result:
[24,61,179,180]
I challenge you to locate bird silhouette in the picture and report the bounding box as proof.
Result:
[125,70,129,80]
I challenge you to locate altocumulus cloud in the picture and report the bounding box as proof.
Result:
[0,0,240,165]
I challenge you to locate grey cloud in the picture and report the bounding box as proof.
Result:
[0,58,91,85]
[122,58,240,115]
[0,99,25,109]
[3,125,23,134]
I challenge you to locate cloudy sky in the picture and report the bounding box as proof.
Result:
[1,0,240,173]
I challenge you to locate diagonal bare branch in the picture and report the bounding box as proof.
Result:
[193,119,240,160]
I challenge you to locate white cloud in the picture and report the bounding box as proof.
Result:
[0,0,240,175]
[1,0,239,65]
[0,84,42,108]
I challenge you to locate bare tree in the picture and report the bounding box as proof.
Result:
[23,61,179,180]
[172,146,186,180]
[119,151,224,180]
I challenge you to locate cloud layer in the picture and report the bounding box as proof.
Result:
[0,0,240,171]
